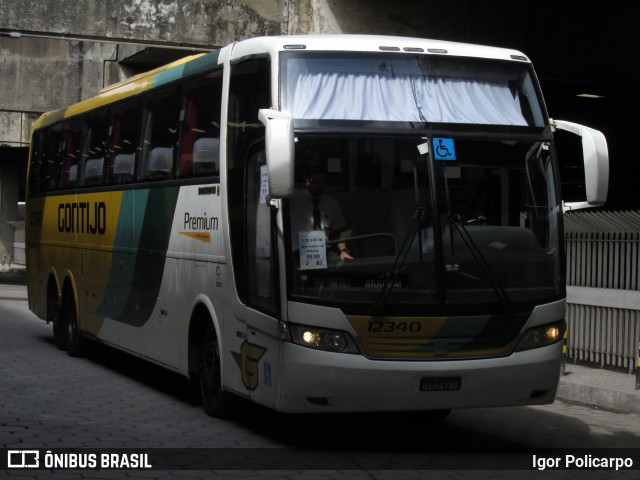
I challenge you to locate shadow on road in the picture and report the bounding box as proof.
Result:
[38,334,562,452]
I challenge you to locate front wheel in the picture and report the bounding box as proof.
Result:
[200,326,234,418]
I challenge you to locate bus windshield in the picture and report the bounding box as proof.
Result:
[285,134,562,310]
[281,52,545,128]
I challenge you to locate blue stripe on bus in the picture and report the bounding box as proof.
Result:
[98,187,180,327]
[153,65,186,87]
[183,50,221,76]
[96,190,150,320]
[153,50,221,88]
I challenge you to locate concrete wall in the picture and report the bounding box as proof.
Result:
[0,37,119,113]
[0,111,38,147]
[1,0,285,48]
[0,159,21,264]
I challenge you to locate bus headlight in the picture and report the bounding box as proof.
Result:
[290,324,360,354]
[515,320,566,352]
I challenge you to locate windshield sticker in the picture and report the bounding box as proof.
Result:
[417,141,429,156]
[433,137,456,160]
[299,230,327,270]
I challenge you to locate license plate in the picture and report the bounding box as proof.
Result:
[420,377,462,392]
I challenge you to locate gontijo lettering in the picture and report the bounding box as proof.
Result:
[57,202,107,234]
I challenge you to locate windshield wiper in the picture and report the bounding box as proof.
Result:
[371,206,425,314]
[372,155,429,313]
[449,215,510,304]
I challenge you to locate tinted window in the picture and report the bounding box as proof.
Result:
[140,89,181,181]
[106,101,141,185]
[178,71,223,178]
[81,109,110,187]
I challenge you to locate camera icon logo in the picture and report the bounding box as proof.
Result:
[7,450,40,468]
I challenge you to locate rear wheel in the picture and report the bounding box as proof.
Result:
[51,304,66,350]
[47,283,65,350]
[200,326,233,418]
[61,292,85,357]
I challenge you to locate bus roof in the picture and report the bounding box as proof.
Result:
[33,34,530,130]
[229,34,530,63]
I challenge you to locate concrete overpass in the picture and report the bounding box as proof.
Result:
[0,0,637,263]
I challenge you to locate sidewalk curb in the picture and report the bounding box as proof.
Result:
[557,377,640,414]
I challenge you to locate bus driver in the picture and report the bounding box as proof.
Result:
[290,155,354,262]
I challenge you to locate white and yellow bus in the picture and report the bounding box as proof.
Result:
[26,35,609,418]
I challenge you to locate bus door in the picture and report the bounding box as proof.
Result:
[225,55,283,407]
[223,144,282,406]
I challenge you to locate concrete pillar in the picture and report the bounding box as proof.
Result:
[0,159,19,264]
[0,145,28,267]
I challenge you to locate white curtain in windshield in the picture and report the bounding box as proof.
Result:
[292,73,528,125]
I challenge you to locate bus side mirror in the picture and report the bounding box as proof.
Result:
[553,119,609,212]
[258,109,295,198]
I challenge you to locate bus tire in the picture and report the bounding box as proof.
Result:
[48,282,65,350]
[52,305,66,350]
[200,326,233,418]
[62,292,85,357]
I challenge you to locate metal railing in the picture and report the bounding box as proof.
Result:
[564,210,640,373]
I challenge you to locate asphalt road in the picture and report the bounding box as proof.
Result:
[1,283,639,479]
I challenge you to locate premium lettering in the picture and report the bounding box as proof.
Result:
[184,212,219,231]
[57,202,107,234]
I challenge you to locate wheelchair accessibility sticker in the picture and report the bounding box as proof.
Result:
[433,137,456,160]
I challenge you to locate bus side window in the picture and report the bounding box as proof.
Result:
[28,130,46,194]
[140,89,181,182]
[178,71,223,178]
[61,121,82,189]
[81,110,110,187]
[106,101,141,185]
[41,124,64,192]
